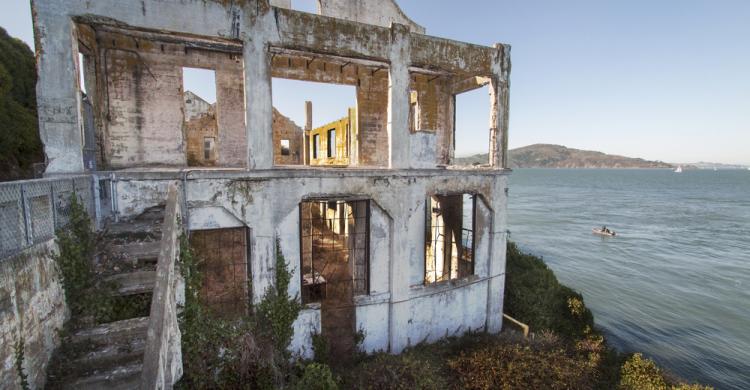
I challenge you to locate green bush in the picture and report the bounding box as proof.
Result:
[504,241,595,339]
[255,239,302,358]
[618,353,712,390]
[292,363,338,390]
[447,336,599,390]
[177,237,303,389]
[342,353,446,390]
[619,353,668,390]
[0,27,42,181]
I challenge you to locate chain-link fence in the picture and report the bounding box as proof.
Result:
[0,176,96,260]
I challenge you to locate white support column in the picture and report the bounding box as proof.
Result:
[388,189,420,353]
[387,23,412,169]
[243,11,274,170]
[486,176,509,332]
[34,13,84,174]
[489,43,511,169]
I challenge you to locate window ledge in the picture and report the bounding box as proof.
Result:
[354,292,390,306]
[409,274,488,299]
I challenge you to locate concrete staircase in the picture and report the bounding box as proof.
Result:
[46,207,165,389]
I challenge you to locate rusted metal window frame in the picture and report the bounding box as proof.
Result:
[298,198,371,304]
[424,192,476,284]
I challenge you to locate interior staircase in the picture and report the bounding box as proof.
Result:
[46,207,165,389]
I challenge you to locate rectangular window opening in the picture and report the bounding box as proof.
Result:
[280,139,291,156]
[454,84,490,166]
[327,129,336,158]
[313,134,320,159]
[271,72,357,167]
[424,193,476,284]
[183,67,218,167]
[78,52,87,94]
[300,199,370,304]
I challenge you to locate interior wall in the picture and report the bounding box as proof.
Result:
[409,74,454,165]
[272,108,304,165]
[91,28,245,169]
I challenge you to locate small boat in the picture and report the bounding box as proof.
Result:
[674,166,683,173]
[593,228,616,237]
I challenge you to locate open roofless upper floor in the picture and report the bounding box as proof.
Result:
[32,0,511,174]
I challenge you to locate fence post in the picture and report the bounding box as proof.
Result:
[92,175,102,230]
[20,183,33,245]
[51,181,58,230]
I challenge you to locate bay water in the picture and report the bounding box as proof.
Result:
[507,169,750,389]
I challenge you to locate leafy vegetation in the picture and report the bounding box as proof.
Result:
[52,193,147,324]
[53,194,101,319]
[15,334,30,390]
[619,353,711,390]
[504,241,595,339]
[177,237,307,389]
[0,27,43,181]
[175,238,709,389]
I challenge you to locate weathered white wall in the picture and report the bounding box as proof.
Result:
[0,241,67,390]
[108,169,508,355]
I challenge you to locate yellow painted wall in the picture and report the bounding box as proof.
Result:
[307,107,358,166]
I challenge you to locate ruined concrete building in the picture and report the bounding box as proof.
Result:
[28,0,511,377]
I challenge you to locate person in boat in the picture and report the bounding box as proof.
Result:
[602,225,607,233]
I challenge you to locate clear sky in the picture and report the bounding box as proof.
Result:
[2,1,748,164]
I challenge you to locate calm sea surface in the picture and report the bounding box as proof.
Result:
[507,169,750,390]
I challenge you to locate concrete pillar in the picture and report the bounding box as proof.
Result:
[485,176,509,332]
[489,43,511,169]
[388,185,424,353]
[305,101,313,131]
[243,13,274,170]
[387,23,412,169]
[33,12,84,174]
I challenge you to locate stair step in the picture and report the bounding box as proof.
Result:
[134,205,166,222]
[111,241,161,261]
[103,270,156,296]
[105,220,162,243]
[61,360,143,390]
[67,334,146,377]
[71,317,150,345]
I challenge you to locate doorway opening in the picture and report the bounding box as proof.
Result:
[300,199,370,357]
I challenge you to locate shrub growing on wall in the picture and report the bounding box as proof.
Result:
[53,194,98,317]
[178,236,305,389]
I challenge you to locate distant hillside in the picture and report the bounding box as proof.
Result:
[0,27,43,181]
[455,144,673,168]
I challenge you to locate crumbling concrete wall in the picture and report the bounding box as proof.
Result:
[272,108,304,165]
[318,0,425,34]
[185,110,219,167]
[35,1,509,173]
[106,168,509,355]
[0,241,67,390]
[91,28,246,169]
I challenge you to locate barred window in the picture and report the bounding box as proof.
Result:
[424,193,476,284]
